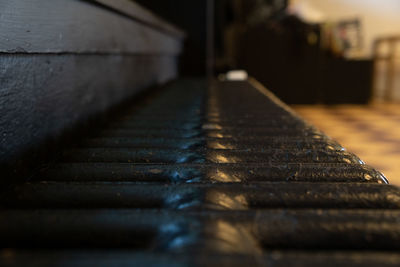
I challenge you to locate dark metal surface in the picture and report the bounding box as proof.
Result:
[40,163,386,183]
[1,79,399,266]
[2,182,400,209]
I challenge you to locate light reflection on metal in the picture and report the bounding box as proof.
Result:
[208,170,242,182]
[208,220,262,254]
[207,141,235,150]
[157,221,199,251]
[208,153,239,163]
[326,145,335,151]
[207,132,232,138]
[202,123,222,130]
[206,191,248,210]
[164,191,203,210]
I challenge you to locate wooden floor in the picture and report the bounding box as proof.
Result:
[293,104,400,186]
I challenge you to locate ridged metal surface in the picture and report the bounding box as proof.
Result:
[1,79,399,266]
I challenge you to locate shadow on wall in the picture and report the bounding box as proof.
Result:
[135,0,207,76]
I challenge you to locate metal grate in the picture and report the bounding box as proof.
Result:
[1,79,400,266]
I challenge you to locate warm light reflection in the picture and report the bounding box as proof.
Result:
[202,123,223,130]
[215,154,230,163]
[208,153,239,163]
[325,145,337,151]
[207,132,229,138]
[208,170,242,182]
[206,191,248,210]
[207,220,262,254]
[207,141,235,150]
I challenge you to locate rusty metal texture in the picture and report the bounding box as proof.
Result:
[0,79,399,266]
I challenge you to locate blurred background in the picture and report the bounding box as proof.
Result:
[137,0,400,185]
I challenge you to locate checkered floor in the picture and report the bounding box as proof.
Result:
[293,104,400,186]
